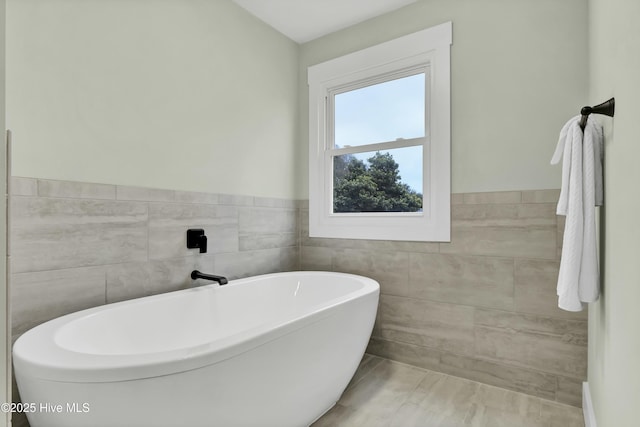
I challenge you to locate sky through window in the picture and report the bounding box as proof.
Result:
[334,73,425,192]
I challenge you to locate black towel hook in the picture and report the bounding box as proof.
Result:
[579,97,615,131]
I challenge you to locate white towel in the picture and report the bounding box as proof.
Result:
[550,115,603,311]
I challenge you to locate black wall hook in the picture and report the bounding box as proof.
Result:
[579,97,615,131]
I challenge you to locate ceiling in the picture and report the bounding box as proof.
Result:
[232,0,418,44]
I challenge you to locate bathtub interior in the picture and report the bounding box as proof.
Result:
[56,271,371,355]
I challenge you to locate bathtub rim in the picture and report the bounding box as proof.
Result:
[13,271,379,383]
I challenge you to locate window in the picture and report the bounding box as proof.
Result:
[331,70,426,214]
[308,22,452,242]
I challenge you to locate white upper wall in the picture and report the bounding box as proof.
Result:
[232,0,417,43]
[0,0,8,422]
[7,0,589,200]
[7,0,299,199]
[588,0,640,425]
[297,0,588,195]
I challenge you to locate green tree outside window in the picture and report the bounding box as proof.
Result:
[333,152,423,213]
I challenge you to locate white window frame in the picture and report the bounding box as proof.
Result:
[308,21,452,242]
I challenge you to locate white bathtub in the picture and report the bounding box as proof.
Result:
[13,271,379,427]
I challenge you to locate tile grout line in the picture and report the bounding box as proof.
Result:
[375,292,588,323]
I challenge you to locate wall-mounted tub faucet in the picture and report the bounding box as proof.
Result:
[187,229,207,253]
[191,270,228,285]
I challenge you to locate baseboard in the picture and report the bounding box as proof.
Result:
[583,382,597,427]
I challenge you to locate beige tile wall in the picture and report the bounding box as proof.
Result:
[9,177,300,343]
[9,177,301,427]
[299,189,587,408]
[9,180,585,422]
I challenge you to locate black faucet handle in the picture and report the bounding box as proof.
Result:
[198,235,207,253]
[187,229,207,254]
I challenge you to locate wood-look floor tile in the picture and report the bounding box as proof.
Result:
[392,373,478,426]
[345,354,385,391]
[464,384,544,427]
[311,404,359,427]
[465,407,546,427]
[540,401,584,427]
[314,357,585,427]
[337,359,426,426]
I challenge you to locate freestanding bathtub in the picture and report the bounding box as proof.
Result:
[13,271,379,427]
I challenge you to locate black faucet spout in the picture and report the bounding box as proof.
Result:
[191,270,228,285]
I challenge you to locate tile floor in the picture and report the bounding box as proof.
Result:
[312,355,584,427]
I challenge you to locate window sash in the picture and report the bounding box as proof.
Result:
[327,66,429,152]
[325,67,430,217]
